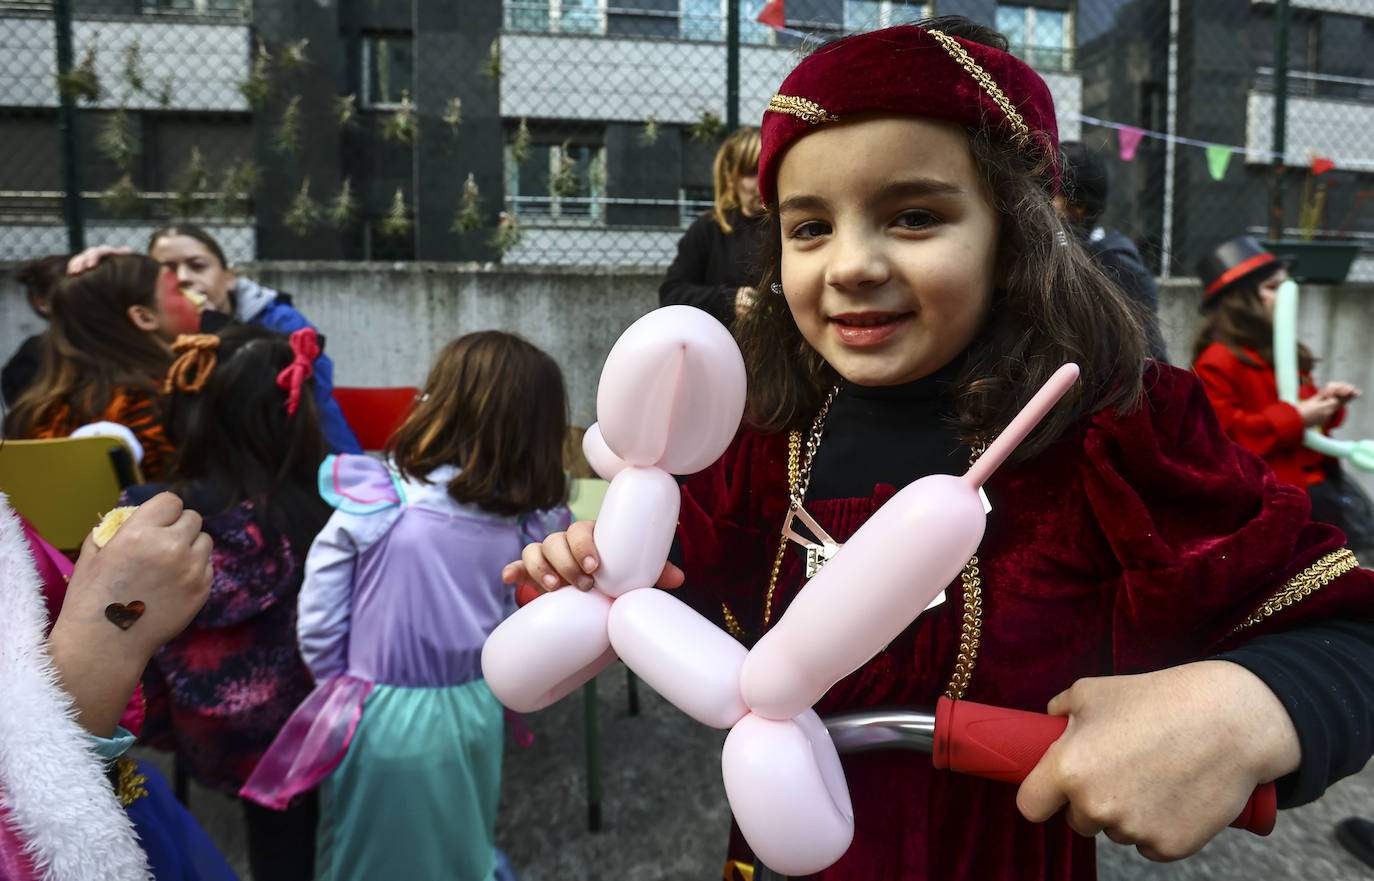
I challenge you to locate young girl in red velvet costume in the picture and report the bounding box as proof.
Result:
[507,17,1374,880]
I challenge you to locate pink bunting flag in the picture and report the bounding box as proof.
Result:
[1117,126,1146,161]
[1206,145,1233,181]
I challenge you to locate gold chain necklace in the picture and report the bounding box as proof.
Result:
[741,387,986,700]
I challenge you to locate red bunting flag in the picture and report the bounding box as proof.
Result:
[1311,156,1335,176]
[756,0,785,29]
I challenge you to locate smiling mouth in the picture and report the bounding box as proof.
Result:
[830,312,908,327]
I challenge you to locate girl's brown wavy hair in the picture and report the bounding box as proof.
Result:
[4,254,171,438]
[388,331,569,516]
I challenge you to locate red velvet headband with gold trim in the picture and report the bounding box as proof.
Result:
[758,25,1060,206]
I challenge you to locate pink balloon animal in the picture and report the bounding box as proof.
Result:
[481,305,1080,876]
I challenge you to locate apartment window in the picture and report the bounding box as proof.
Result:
[680,0,774,45]
[142,0,245,14]
[507,140,606,223]
[505,0,605,34]
[844,1,929,33]
[361,35,413,108]
[680,184,713,226]
[996,5,1072,72]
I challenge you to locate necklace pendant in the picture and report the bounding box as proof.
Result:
[783,504,844,579]
[805,541,841,578]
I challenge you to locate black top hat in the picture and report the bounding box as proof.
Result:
[1196,236,1288,310]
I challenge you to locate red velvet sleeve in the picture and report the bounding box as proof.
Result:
[675,429,792,632]
[1080,364,1374,673]
[1193,344,1305,459]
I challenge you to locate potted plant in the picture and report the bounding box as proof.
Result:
[1261,157,1364,284]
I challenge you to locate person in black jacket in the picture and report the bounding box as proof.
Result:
[659,126,766,328]
[2,254,66,407]
[1056,141,1169,361]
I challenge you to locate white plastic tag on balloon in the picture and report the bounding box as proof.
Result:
[979,486,991,515]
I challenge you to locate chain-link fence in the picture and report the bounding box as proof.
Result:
[2,0,1372,275]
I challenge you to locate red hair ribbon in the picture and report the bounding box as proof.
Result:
[276,327,320,416]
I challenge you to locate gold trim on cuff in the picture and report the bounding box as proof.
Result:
[1235,547,1360,632]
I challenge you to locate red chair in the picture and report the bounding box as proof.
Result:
[332,386,420,451]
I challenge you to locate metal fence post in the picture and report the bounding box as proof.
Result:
[726,0,740,131]
[1269,0,1291,240]
[53,0,85,252]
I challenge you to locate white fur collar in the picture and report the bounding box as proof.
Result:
[0,495,150,881]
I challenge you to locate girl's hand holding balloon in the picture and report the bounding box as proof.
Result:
[500,521,685,593]
[1016,661,1299,862]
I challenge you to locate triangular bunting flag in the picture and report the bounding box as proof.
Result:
[1118,126,1145,161]
[756,0,785,28]
[1311,156,1335,176]
[1206,145,1233,181]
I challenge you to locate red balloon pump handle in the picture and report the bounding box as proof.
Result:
[931,696,1277,836]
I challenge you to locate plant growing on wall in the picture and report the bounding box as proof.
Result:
[689,110,725,144]
[237,40,272,110]
[490,210,522,257]
[96,108,139,169]
[99,173,142,217]
[550,142,581,198]
[443,97,462,137]
[484,39,501,80]
[279,38,310,72]
[57,43,101,103]
[216,159,259,217]
[274,95,304,155]
[328,178,359,228]
[122,39,146,95]
[383,91,420,145]
[171,146,210,219]
[452,173,483,235]
[283,176,320,236]
[335,93,357,129]
[639,115,660,146]
[511,118,531,167]
[382,188,413,238]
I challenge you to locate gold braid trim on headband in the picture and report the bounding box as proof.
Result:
[766,95,840,125]
[926,29,1032,149]
[1234,547,1360,632]
[163,333,221,394]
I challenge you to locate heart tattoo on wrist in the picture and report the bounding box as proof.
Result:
[105,601,146,630]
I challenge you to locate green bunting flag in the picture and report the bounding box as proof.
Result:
[1206,144,1233,181]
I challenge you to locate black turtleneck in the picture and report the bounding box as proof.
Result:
[806,358,969,502]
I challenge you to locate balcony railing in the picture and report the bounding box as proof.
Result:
[1254,66,1374,103]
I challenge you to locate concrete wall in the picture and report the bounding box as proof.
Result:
[4,262,1374,490]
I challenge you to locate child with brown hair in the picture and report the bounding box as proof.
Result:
[4,253,201,479]
[508,16,1374,880]
[242,331,572,881]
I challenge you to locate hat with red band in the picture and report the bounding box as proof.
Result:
[758,25,1061,207]
[1196,235,1291,311]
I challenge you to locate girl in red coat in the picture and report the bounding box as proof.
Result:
[1191,235,1362,508]
[509,17,1374,881]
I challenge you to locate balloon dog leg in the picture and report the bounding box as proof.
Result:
[481,588,617,712]
[723,710,855,878]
